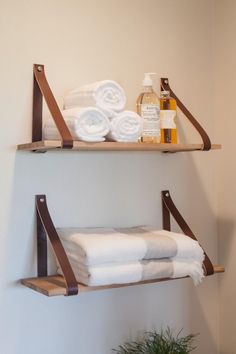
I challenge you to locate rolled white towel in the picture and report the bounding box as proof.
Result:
[106,111,143,142]
[43,107,110,142]
[64,80,126,117]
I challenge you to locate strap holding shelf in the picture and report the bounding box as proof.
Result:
[160,78,211,151]
[36,208,47,277]
[36,195,78,296]
[32,64,73,149]
[161,190,214,276]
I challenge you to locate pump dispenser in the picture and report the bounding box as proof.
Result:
[136,73,160,143]
[142,72,155,86]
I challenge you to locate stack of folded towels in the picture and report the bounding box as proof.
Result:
[56,226,205,287]
[43,80,142,142]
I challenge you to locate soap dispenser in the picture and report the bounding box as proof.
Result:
[136,73,160,143]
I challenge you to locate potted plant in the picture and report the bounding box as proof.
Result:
[113,328,196,354]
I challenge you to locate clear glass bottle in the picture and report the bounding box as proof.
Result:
[136,73,160,143]
[160,90,177,144]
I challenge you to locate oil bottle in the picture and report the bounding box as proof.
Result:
[160,90,177,144]
[136,73,160,143]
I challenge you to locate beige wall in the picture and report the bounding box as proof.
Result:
[215,1,236,353]
[0,1,220,353]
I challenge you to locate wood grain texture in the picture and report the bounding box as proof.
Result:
[21,265,225,297]
[17,140,222,152]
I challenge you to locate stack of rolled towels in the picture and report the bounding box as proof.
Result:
[43,80,142,142]
[56,226,205,287]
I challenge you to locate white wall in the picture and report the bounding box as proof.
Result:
[214,1,236,353]
[0,1,220,353]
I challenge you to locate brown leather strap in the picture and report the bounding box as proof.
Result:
[160,78,211,151]
[161,190,214,276]
[33,64,73,149]
[32,74,43,142]
[37,208,47,276]
[36,195,78,295]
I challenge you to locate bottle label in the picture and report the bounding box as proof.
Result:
[140,104,160,136]
[160,110,176,129]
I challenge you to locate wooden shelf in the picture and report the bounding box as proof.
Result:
[21,265,225,297]
[17,140,222,153]
[18,68,220,153]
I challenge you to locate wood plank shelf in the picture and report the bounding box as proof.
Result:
[17,140,222,153]
[21,265,225,297]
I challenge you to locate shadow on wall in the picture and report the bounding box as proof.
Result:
[217,216,236,353]
[218,217,236,266]
[1,146,222,354]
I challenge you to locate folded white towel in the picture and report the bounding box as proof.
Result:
[64,80,126,117]
[106,111,143,142]
[57,226,204,266]
[173,259,204,285]
[57,258,204,286]
[43,107,110,142]
[65,260,143,286]
[59,227,146,266]
[150,229,205,262]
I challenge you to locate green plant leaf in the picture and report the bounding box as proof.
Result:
[112,328,197,354]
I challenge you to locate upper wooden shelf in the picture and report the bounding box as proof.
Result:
[17,140,221,153]
[21,265,225,297]
[21,66,219,153]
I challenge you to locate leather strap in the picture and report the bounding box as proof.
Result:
[36,195,78,295]
[33,64,73,149]
[160,78,211,151]
[161,190,214,276]
[37,208,47,277]
[32,74,43,142]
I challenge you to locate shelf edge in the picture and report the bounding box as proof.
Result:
[17,140,222,152]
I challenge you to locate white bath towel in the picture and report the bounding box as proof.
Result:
[43,107,110,142]
[64,80,126,118]
[57,258,204,286]
[57,226,205,266]
[106,111,143,142]
[149,229,205,262]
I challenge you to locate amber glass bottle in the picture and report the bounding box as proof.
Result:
[160,90,177,144]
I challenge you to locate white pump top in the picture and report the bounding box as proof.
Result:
[142,72,156,87]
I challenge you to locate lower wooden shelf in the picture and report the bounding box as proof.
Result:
[17,140,222,153]
[21,265,225,297]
